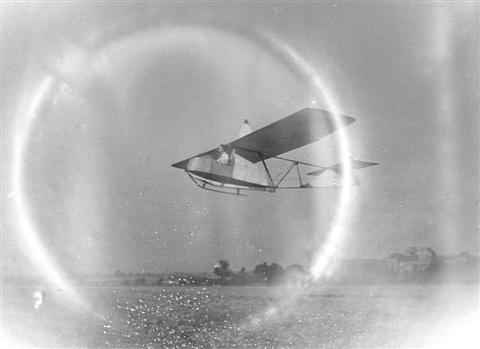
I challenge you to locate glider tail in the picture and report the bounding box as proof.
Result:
[307,157,378,186]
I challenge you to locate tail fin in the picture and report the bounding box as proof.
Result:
[237,119,252,138]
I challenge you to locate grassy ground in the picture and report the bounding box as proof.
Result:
[2,283,479,348]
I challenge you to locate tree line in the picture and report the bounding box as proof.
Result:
[114,260,307,287]
[113,248,479,287]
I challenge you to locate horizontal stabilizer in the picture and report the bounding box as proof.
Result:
[307,159,379,176]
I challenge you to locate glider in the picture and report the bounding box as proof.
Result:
[172,108,378,196]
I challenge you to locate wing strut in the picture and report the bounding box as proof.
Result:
[260,156,274,185]
[274,162,297,186]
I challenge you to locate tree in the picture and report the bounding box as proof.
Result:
[214,260,232,279]
[285,264,307,282]
[266,263,285,283]
[232,267,249,285]
[253,262,269,281]
[253,262,285,284]
[425,247,441,270]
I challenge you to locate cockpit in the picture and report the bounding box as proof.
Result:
[216,145,235,165]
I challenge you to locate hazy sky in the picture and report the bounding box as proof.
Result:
[2,2,478,276]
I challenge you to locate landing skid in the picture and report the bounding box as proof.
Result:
[187,172,248,196]
[186,170,333,197]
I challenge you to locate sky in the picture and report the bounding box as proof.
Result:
[2,2,478,277]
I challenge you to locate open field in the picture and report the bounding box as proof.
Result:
[2,283,479,348]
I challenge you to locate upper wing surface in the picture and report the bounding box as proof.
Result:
[171,108,355,168]
[229,108,355,163]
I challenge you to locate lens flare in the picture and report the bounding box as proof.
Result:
[433,5,461,252]
[14,76,64,286]
[13,75,84,306]
[234,30,354,329]
[13,24,352,316]
[260,30,353,281]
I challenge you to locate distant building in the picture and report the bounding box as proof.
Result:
[387,247,437,273]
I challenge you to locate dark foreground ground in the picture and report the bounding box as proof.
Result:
[2,283,479,348]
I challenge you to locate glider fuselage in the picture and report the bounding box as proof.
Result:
[187,153,275,192]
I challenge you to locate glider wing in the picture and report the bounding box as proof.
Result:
[229,108,355,163]
[171,108,355,168]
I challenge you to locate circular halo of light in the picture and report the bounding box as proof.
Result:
[260,30,353,282]
[240,30,353,328]
[13,75,86,307]
[13,24,352,312]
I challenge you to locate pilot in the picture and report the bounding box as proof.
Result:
[217,145,234,165]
